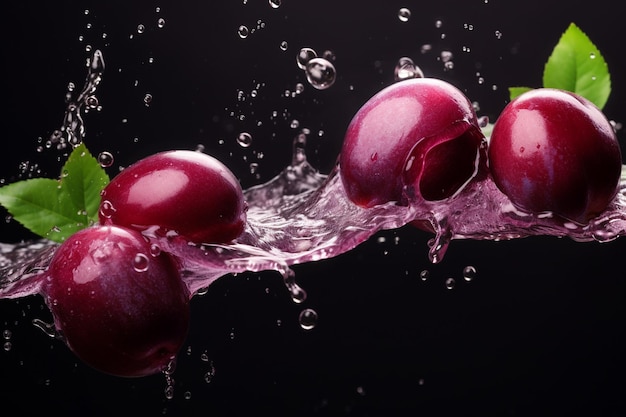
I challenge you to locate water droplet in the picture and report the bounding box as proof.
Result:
[99,200,116,219]
[279,40,288,51]
[157,18,166,28]
[398,8,411,22]
[269,0,281,9]
[299,308,318,330]
[133,253,149,272]
[296,47,317,70]
[238,25,249,39]
[589,52,596,59]
[143,93,153,107]
[137,24,145,34]
[419,270,429,281]
[445,277,456,290]
[237,132,253,147]
[394,57,424,81]
[462,265,477,281]
[97,151,114,168]
[4,341,12,351]
[305,58,336,90]
[3,329,11,339]
[150,244,162,257]
[440,51,453,62]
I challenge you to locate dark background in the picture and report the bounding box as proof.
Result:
[1,1,625,416]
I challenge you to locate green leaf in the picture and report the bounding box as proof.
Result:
[508,86,534,102]
[543,22,611,109]
[0,143,109,242]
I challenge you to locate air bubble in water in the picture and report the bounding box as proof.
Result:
[398,8,411,22]
[279,40,288,51]
[157,18,166,28]
[237,132,253,147]
[143,93,153,106]
[463,265,477,281]
[137,24,145,34]
[238,25,249,39]
[269,0,281,8]
[133,253,149,272]
[299,308,318,330]
[394,57,424,81]
[297,47,317,70]
[419,270,429,281]
[97,151,114,168]
[305,57,336,90]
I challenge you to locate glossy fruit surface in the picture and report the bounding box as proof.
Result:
[339,78,486,207]
[100,150,246,244]
[488,88,622,223]
[42,225,190,377]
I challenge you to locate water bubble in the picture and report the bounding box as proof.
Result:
[269,0,281,8]
[237,132,253,147]
[99,200,116,219]
[149,244,162,257]
[394,57,424,81]
[398,8,411,22]
[435,20,443,28]
[279,40,288,51]
[419,270,429,281]
[462,265,477,281]
[296,47,317,70]
[85,95,99,109]
[237,25,249,39]
[143,93,153,106]
[305,57,336,90]
[97,151,114,168]
[445,277,456,290]
[440,50,454,62]
[299,308,318,330]
[137,24,145,34]
[133,253,149,272]
[157,18,166,28]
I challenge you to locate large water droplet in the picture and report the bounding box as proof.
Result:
[305,57,336,90]
[296,47,317,70]
[133,253,149,272]
[463,265,477,281]
[97,151,114,168]
[238,25,249,39]
[299,308,318,330]
[394,57,424,81]
[398,8,411,22]
[237,132,253,147]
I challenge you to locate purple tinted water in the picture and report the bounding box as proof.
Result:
[1,147,624,299]
[1,50,625,300]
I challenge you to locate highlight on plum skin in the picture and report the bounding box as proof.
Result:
[338,78,487,209]
[488,88,622,224]
[41,225,190,378]
[99,150,247,245]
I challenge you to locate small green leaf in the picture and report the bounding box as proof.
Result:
[543,22,611,109]
[508,86,534,102]
[0,143,109,242]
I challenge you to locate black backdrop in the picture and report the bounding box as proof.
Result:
[1,1,625,416]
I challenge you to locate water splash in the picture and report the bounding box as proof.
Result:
[48,49,105,150]
[1,49,626,300]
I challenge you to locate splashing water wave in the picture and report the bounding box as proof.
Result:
[1,50,625,300]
